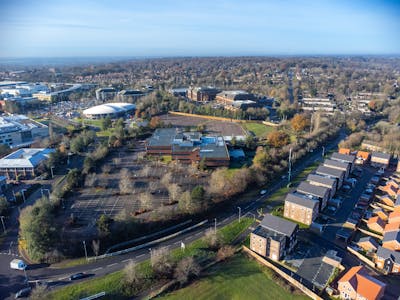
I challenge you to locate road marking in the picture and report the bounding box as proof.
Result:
[122,259,131,263]
[195,232,202,236]
[91,267,103,272]
[174,241,181,245]
[136,254,145,258]
[223,218,229,222]
[58,276,69,281]
[107,263,118,268]
[184,236,191,241]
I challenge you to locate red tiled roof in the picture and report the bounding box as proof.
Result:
[339,148,351,155]
[338,266,385,300]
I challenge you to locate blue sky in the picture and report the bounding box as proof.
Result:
[0,0,399,57]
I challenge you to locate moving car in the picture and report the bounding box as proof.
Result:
[10,259,26,270]
[15,287,31,298]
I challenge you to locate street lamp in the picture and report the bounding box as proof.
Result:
[50,166,55,178]
[214,218,217,233]
[237,207,241,223]
[322,146,325,157]
[20,189,26,202]
[0,216,6,233]
[83,240,88,261]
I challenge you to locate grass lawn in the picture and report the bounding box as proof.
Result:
[160,253,309,300]
[243,122,275,138]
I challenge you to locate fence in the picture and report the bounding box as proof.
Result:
[243,246,323,300]
[346,246,376,268]
[88,220,208,261]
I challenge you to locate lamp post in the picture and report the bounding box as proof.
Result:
[0,216,6,233]
[83,240,88,261]
[20,189,26,202]
[237,207,241,223]
[50,166,55,178]
[214,218,217,233]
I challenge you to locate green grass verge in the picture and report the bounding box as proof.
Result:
[160,253,309,300]
[243,122,275,138]
[51,257,91,269]
[48,218,253,300]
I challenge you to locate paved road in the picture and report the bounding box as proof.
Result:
[0,130,346,299]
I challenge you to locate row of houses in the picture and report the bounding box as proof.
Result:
[283,152,356,226]
[359,173,400,274]
[339,147,392,169]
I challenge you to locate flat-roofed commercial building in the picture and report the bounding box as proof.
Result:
[187,86,221,102]
[296,181,330,210]
[250,214,298,261]
[0,115,49,148]
[315,165,346,189]
[146,128,230,167]
[0,148,55,179]
[283,193,319,225]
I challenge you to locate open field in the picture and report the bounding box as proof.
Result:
[242,122,275,138]
[160,253,309,300]
[159,113,246,138]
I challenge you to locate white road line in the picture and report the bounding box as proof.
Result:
[223,218,229,222]
[184,236,191,241]
[58,276,69,281]
[107,263,118,268]
[174,241,181,245]
[91,267,103,272]
[136,254,145,258]
[195,232,202,236]
[122,259,131,263]
[244,205,250,209]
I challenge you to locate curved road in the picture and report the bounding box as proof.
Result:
[0,130,346,299]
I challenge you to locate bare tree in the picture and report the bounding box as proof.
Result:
[216,245,235,261]
[150,246,173,277]
[178,191,193,213]
[124,260,141,287]
[139,165,151,178]
[161,172,172,188]
[119,168,132,194]
[85,173,98,187]
[102,164,112,174]
[92,240,100,258]
[139,192,153,211]
[30,285,48,300]
[174,256,201,285]
[167,183,182,204]
[203,228,222,250]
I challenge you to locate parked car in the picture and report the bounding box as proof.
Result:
[342,185,352,192]
[260,190,267,195]
[69,273,85,281]
[15,287,31,298]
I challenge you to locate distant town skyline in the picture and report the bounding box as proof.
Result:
[0,0,399,58]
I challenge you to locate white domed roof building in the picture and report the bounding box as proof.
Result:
[82,102,136,119]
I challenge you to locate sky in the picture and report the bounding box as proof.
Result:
[0,0,399,58]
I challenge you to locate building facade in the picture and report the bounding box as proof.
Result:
[283,193,319,225]
[250,214,298,261]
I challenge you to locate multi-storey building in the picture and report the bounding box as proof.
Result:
[0,115,49,148]
[283,193,319,225]
[250,214,298,261]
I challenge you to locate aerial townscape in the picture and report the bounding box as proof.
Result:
[0,1,399,300]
